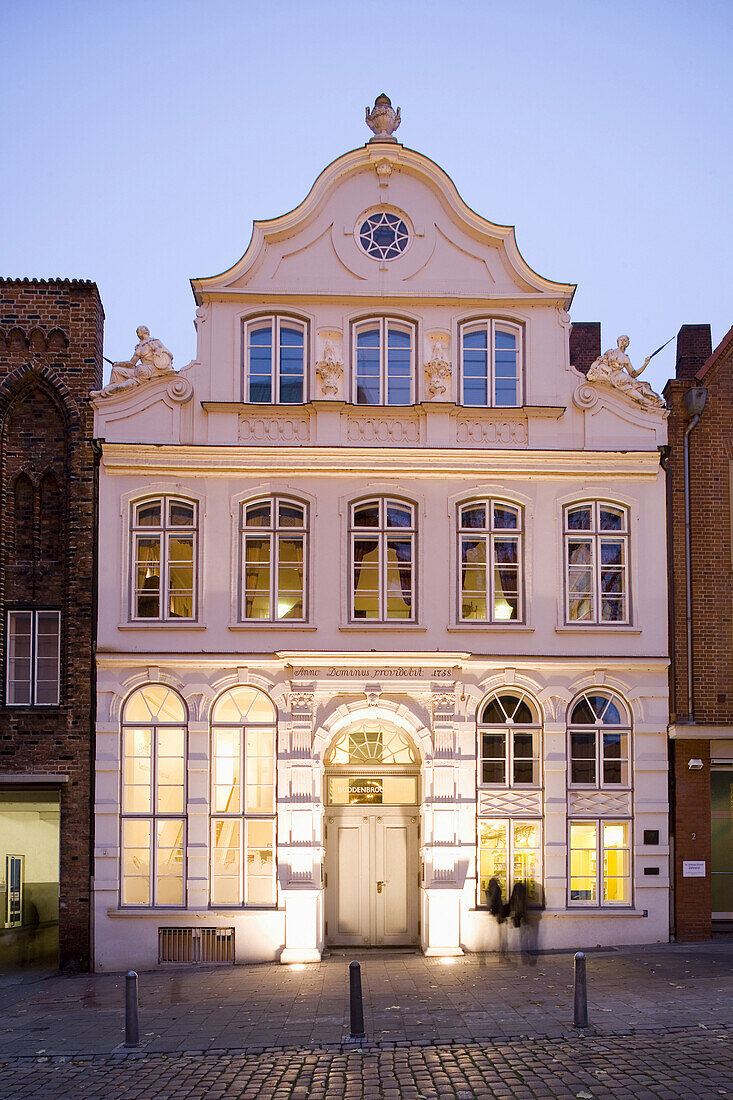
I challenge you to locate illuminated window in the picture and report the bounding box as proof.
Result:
[478,693,540,786]
[569,820,630,905]
[244,317,306,404]
[240,498,306,622]
[478,820,541,906]
[460,320,521,407]
[354,319,414,405]
[210,687,276,907]
[5,610,60,706]
[568,691,630,787]
[325,728,419,766]
[351,498,415,622]
[131,497,196,621]
[121,685,187,907]
[564,502,629,624]
[459,500,522,622]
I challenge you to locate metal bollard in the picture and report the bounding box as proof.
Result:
[573,951,588,1028]
[125,970,140,1047]
[349,960,365,1038]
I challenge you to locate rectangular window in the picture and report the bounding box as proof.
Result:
[569,730,629,787]
[5,610,60,706]
[459,501,522,622]
[132,498,197,622]
[461,321,521,407]
[241,498,307,622]
[565,503,629,624]
[478,819,541,906]
[569,820,631,905]
[245,317,306,404]
[211,724,276,906]
[354,319,414,405]
[351,499,415,621]
[121,723,186,906]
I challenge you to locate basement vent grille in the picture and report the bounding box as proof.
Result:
[158,927,235,965]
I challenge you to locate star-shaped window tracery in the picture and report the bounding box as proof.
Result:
[358,212,410,260]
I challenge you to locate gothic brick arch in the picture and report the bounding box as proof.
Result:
[0,362,80,429]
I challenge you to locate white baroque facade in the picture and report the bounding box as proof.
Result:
[92,109,670,969]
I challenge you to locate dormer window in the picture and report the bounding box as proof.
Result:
[244,317,306,404]
[353,319,414,405]
[460,320,521,407]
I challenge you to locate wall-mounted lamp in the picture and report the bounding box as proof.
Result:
[688,758,704,770]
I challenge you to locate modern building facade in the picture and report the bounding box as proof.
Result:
[0,278,102,970]
[92,103,671,969]
[665,324,733,941]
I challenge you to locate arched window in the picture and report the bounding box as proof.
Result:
[458,499,522,622]
[564,502,629,624]
[568,690,630,787]
[478,691,540,786]
[350,498,415,621]
[121,685,187,907]
[131,497,197,621]
[460,320,521,407]
[210,687,277,906]
[324,724,419,806]
[240,497,307,621]
[353,319,414,405]
[243,316,306,404]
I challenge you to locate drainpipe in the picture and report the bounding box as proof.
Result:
[682,386,707,722]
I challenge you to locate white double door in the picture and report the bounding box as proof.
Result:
[325,806,419,946]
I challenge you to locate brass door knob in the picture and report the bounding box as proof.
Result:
[376,880,387,893]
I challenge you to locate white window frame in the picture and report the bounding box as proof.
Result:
[458,499,523,623]
[120,689,188,909]
[5,610,61,707]
[352,318,415,406]
[239,496,308,623]
[564,501,630,625]
[130,496,198,623]
[568,818,632,908]
[478,692,541,788]
[477,818,542,908]
[567,691,631,790]
[459,319,522,408]
[210,689,277,908]
[243,315,307,405]
[349,497,416,623]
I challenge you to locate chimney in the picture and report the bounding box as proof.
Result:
[675,324,712,380]
[569,322,601,376]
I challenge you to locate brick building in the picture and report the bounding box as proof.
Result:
[664,324,733,941]
[0,278,103,970]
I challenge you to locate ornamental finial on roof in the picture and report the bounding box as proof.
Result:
[365,93,401,142]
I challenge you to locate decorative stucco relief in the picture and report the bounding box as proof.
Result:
[568,790,632,816]
[288,691,315,716]
[478,790,542,817]
[239,414,311,444]
[346,416,421,444]
[587,336,666,412]
[424,336,452,399]
[454,418,528,447]
[315,340,344,398]
[432,691,457,718]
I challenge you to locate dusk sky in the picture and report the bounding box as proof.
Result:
[4,0,731,393]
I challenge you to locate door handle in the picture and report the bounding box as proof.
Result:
[376,880,387,893]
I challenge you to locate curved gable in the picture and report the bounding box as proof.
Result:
[192,143,575,305]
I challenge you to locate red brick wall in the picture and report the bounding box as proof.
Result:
[671,740,712,942]
[569,321,601,376]
[0,279,103,971]
[664,328,733,940]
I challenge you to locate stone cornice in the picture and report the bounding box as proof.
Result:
[100,442,662,479]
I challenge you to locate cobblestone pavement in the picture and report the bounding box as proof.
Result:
[0,943,732,1097]
[0,1026,731,1099]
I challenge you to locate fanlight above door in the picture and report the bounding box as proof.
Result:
[325,727,418,767]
